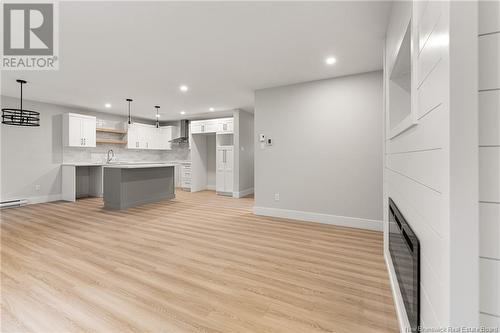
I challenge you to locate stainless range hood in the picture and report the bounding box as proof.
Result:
[169,119,189,144]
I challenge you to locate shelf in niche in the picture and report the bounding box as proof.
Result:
[96,139,127,145]
[96,128,127,134]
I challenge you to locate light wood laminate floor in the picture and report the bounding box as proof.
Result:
[1,190,398,333]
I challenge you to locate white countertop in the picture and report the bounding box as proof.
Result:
[62,162,104,166]
[63,160,190,167]
[103,163,176,169]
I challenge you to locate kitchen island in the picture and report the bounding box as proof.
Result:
[103,164,175,209]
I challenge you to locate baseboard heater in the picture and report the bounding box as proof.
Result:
[0,199,28,209]
[389,198,420,332]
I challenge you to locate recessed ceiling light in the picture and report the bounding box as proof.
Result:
[209,107,215,112]
[105,103,111,108]
[180,111,186,115]
[325,56,337,65]
[179,85,189,92]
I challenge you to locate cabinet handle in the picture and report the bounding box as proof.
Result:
[81,138,83,146]
[84,138,86,145]
[223,124,227,131]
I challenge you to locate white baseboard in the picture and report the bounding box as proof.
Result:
[385,251,411,333]
[1,194,64,206]
[27,194,62,205]
[233,187,254,198]
[252,206,382,231]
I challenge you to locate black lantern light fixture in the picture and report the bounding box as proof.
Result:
[155,105,160,128]
[126,98,133,124]
[2,79,40,127]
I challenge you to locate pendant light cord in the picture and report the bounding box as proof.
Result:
[20,81,23,114]
[126,98,133,124]
[155,106,160,128]
[18,80,26,121]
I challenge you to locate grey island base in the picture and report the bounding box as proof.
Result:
[103,164,175,209]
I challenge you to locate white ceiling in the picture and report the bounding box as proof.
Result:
[1,1,391,121]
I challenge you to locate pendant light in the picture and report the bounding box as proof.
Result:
[155,105,160,128]
[126,98,133,124]
[2,79,40,127]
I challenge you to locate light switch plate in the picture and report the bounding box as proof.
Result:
[259,134,266,142]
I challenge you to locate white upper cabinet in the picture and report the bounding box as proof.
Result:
[127,123,139,149]
[158,126,173,150]
[127,123,173,150]
[218,118,233,134]
[63,113,96,147]
[190,117,234,135]
[191,120,215,134]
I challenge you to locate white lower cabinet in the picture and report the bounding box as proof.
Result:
[181,163,192,190]
[216,146,233,194]
[173,163,191,189]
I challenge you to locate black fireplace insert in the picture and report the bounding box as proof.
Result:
[389,198,420,332]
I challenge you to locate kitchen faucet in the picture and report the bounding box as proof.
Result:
[106,149,115,164]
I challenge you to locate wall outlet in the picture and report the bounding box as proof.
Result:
[266,138,273,146]
[274,193,280,201]
[35,184,41,191]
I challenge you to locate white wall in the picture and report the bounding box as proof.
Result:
[233,109,254,197]
[478,0,500,328]
[254,71,383,230]
[384,1,479,330]
[0,96,189,204]
[1,96,64,203]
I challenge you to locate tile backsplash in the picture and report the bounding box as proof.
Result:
[63,118,190,164]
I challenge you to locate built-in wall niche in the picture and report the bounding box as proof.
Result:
[389,21,416,138]
[216,133,234,147]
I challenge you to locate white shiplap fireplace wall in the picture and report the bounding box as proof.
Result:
[384,1,479,331]
[479,1,500,328]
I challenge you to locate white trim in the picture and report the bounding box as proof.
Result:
[385,251,411,333]
[13,194,63,205]
[252,206,382,231]
[389,116,417,139]
[233,187,254,198]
